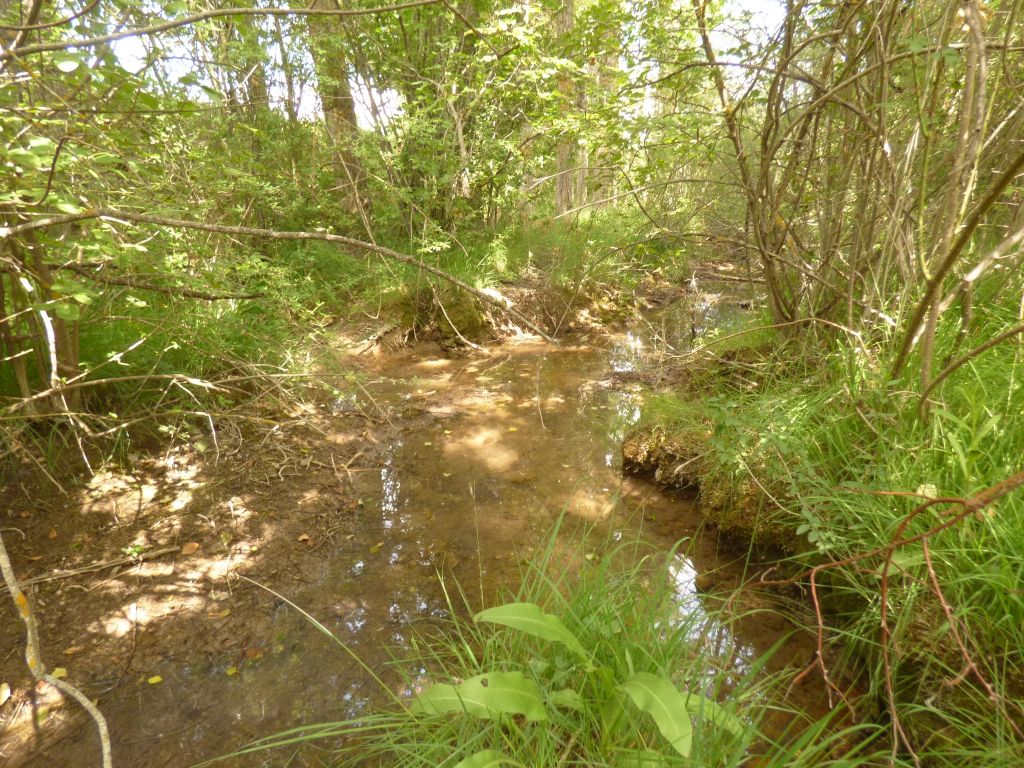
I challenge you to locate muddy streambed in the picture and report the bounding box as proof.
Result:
[1,300,828,767]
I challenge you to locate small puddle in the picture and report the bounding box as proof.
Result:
[9,293,829,767]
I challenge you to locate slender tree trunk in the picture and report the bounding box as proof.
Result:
[308,0,369,222]
[554,0,576,216]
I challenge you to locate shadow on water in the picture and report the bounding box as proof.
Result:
[0,291,828,767]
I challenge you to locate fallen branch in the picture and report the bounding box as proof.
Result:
[0,531,113,768]
[0,545,179,593]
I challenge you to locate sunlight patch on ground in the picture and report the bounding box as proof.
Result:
[444,427,520,473]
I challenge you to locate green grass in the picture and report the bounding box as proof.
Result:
[216,522,892,767]
[632,292,1024,765]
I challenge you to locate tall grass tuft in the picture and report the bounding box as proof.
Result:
[216,521,891,767]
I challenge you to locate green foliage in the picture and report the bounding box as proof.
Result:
[222,525,891,767]
[636,288,1024,765]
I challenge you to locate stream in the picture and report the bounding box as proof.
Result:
[5,295,829,767]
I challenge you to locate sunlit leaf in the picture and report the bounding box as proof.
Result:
[55,56,80,73]
[474,602,590,664]
[620,672,694,757]
[411,671,547,721]
[548,687,584,711]
[53,302,81,321]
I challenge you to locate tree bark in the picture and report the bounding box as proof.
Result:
[554,0,576,216]
[308,0,369,221]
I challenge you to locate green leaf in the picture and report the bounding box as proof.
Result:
[55,56,80,73]
[686,694,744,737]
[411,671,547,721]
[452,750,516,768]
[92,153,122,166]
[619,672,694,757]
[56,201,84,214]
[6,148,42,170]
[53,302,81,321]
[907,36,929,54]
[51,279,87,295]
[474,602,590,664]
[28,137,57,155]
[548,687,584,711]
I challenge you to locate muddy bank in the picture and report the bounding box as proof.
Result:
[621,425,798,553]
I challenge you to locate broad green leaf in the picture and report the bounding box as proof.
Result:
[907,36,929,54]
[474,602,590,664]
[92,153,122,166]
[453,749,516,768]
[548,687,584,711]
[28,137,56,154]
[51,279,88,295]
[620,672,694,757]
[6,148,41,170]
[53,302,81,321]
[411,671,547,721]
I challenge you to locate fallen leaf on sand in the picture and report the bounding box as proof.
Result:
[47,528,58,540]
[0,683,11,707]
[180,542,200,556]
[297,533,311,542]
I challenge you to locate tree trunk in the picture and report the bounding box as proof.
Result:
[554,0,576,216]
[308,0,369,223]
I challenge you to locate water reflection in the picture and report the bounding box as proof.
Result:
[380,440,402,530]
[609,330,645,372]
[20,294,817,768]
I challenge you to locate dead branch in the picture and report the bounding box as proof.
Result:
[0,530,113,768]
[1,1,443,61]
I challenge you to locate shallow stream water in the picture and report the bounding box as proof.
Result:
[6,295,829,767]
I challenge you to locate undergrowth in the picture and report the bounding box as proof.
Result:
[632,292,1024,765]
[217,522,890,767]
[0,211,657,473]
